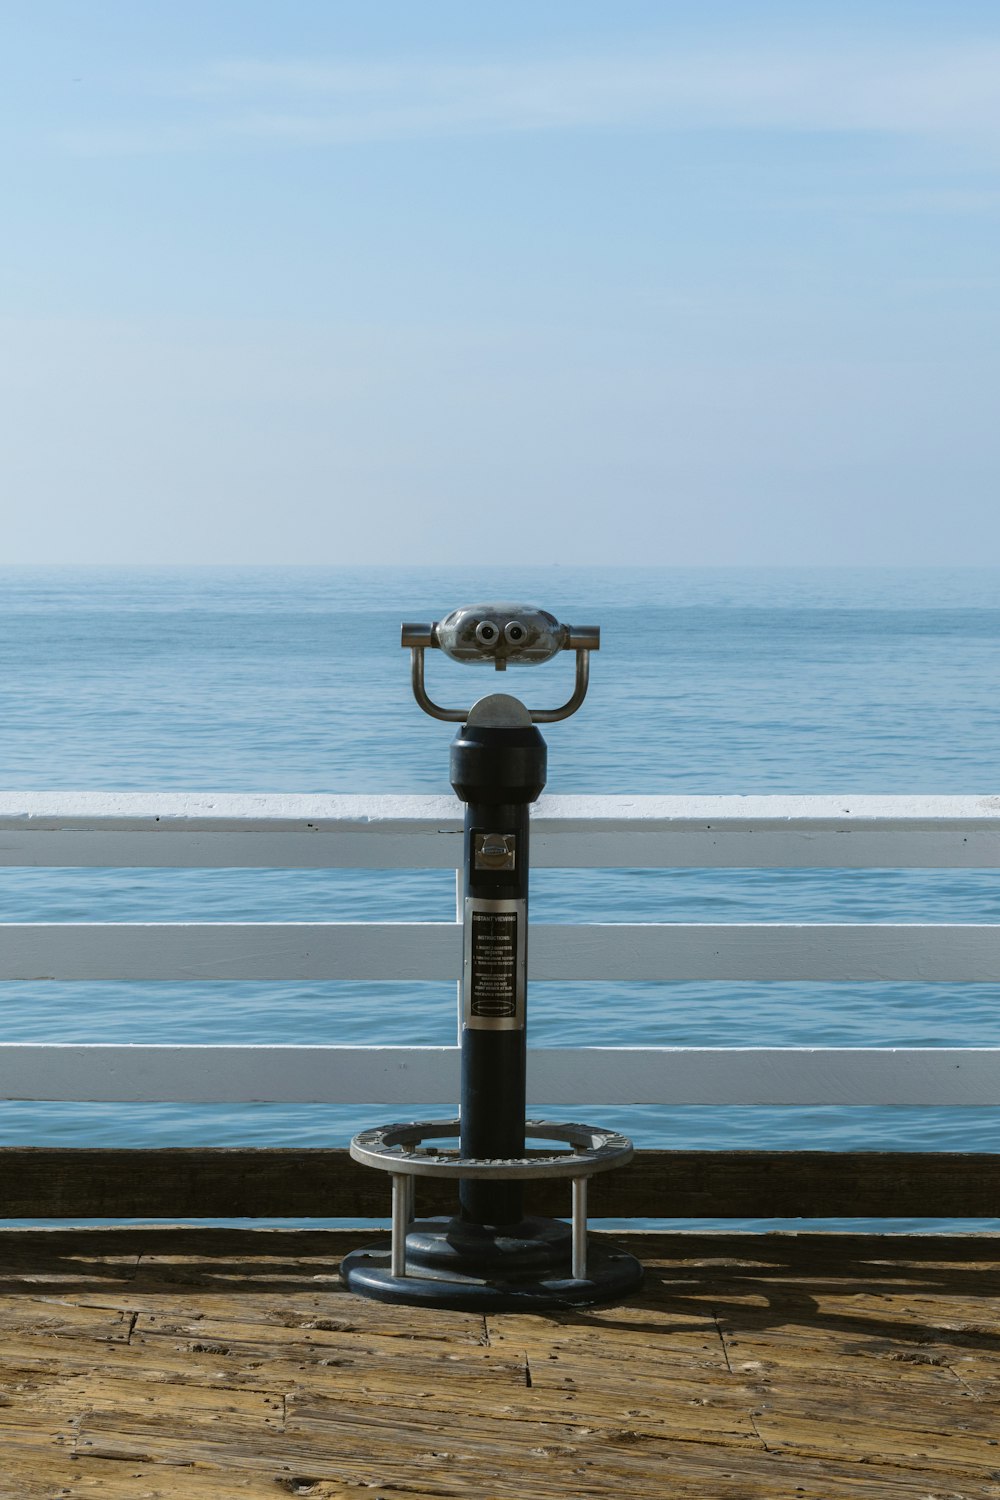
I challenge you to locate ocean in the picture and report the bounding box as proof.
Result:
[2,564,999,1227]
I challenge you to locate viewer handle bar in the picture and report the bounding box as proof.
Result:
[408,642,593,723]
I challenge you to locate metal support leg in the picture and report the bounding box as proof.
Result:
[571,1176,588,1280]
[391,1175,409,1278]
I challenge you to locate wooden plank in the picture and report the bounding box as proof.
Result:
[4,1147,1000,1219]
[730,1378,1000,1473]
[4,920,1000,982]
[532,830,1000,870]
[285,1390,761,1469]
[2,793,1000,869]
[3,1042,1000,1106]
[65,1407,721,1497]
[3,1369,287,1426]
[0,1323,502,1395]
[0,1042,463,1104]
[0,792,463,870]
[0,1453,283,1498]
[479,1343,967,1446]
[535,793,1000,869]
[528,1045,1000,1107]
[61,1356,1000,1498]
[0,1395,979,1500]
[2,1301,134,1342]
[1,1227,1000,1500]
[0,921,460,981]
[531,923,1000,983]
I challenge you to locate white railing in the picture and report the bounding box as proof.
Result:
[2,792,1000,1110]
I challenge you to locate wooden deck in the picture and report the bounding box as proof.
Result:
[2,1229,1000,1498]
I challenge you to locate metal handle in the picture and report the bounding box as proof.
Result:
[409,643,592,723]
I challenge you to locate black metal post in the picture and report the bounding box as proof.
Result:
[452,711,548,1218]
[451,714,546,1226]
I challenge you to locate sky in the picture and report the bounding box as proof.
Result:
[2,0,999,567]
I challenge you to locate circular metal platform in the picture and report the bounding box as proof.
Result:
[350,1117,634,1178]
[341,1117,643,1310]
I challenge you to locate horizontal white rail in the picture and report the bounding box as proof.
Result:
[0,1044,997,1106]
[2,794,1000,867]
[1,922,999,982]
[2,795,1000,1115]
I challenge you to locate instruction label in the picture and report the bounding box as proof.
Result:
[463,898,526,1030]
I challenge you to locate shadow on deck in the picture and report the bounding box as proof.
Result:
[1,1227,999,1498]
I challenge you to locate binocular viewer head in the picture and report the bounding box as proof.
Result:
[401,604,600,723]
[403,604,598,669]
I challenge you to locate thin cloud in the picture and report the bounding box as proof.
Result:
[58,42,1000,154]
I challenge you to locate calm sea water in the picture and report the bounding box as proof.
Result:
[2,564,1000,1227]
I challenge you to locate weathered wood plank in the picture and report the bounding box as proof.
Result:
[4,1147,1000,1219]
[0,1323,512,1404]
[0,1450,283,1499]
[4,1227,1000,1500]
[6,1370,287,1426]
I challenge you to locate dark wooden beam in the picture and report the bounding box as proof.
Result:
[2,1147,1000,1221]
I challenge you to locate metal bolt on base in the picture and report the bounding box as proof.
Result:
[341,606,643,1311]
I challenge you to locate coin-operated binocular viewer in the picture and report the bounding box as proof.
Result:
[341,605,643,1310]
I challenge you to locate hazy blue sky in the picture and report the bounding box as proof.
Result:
[2,1,998,565]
